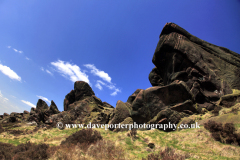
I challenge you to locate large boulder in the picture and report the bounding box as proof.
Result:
[148,108,189,131]
[131,81,193,124]
[151,22,240,106]
[148,67,164,86]
[127,89,144,104]
[108,100,131,130]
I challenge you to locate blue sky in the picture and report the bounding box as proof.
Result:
[0,0,240,115]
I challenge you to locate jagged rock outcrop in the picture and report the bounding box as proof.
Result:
[150,22,240,109]
[28,99,60,124]
[64,81,95,111]
[108,100,131,130]
[0,111,30,123]
[114,22,240,131]
[46,81,114,126]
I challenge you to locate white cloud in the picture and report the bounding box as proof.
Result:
[25,57,30,60]
[40,67,44,71]
[0,91,9,102]
[7,46,11,48]
[46,70,53,76]
[110,88,121,96]
[0,91,22,115]
[13,48,18,52]
[21,100,35,108]
[84,64,111,83]
[51,60,90,84]
[95,80,121,96]
[0,91,3,98]
[19,51,23,54]
[0,64,21,81]
[36,95,51,104]
[95,82,103,90]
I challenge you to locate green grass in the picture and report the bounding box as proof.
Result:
[1,122,240,159]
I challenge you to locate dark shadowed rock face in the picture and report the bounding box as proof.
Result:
[27,99,60,124]
[127,89,144,104]
[64,81,95,111]
[74,81,95,101]
[36,99,49,111]
[149,67,164,86]
[130,81,193,124]
[49,100,60,114]
[108,100,131,130]
[151,22,240,106]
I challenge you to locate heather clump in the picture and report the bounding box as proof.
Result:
[204,120,240,146]
[61,128,102,148]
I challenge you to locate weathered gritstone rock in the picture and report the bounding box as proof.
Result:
[147,108,189,131]
[28,99,61,124]
[108,100,131,131]
[102,102,114,108]
[130,81,193,124]
[127,89,144,104]
[151,22,240,107]
[49,100,60,114]
[149,67,164,86]
[45,81,114,126]
[113,117,134,132]
[64,81,95,111]
[3,113,9,116]
[23,110,29,114]
[218,93,240,108]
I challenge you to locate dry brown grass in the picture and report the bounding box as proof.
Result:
[50,140,126,160]
[142,146,189,160]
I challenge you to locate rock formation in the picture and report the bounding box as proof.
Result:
[27,99,60,124]
[150,22,240,109]
[45,81,114,126]
[110,22,240,131]
[1,22,240,132]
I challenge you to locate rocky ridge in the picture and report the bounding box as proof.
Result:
[1,22,240,132]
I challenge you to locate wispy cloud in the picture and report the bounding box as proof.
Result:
[46,70,53,76]
[7,46,11,48]
[84,64,111,83]
[21,100,35,108]
[95,80,121,96]
[51,60,90,84]
[25,57,30,60]
[0,91,8,101]
[0,63,21,81]
[0,91,22,114]
[110,88,121,96]
[12,48,23,54]
[13,48,18,52]
[36,95,51,104]
[40,67,44,71]
[95,80,105,90]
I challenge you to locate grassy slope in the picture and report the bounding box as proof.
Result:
[1,120,240,160]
